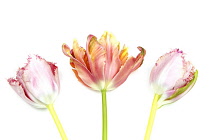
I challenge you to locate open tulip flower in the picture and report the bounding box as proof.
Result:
[62,31,146,140]
[144,49,198,140]
[8,55,68,140]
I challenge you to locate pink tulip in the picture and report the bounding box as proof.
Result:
[8,55,68,139]
[144,49,198,140]
[62,31,146,91]
[8,55,60,108]
[150,49,198,108]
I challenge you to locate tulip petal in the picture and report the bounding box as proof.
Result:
[108,57,135,90]
[150,49,185,92]
[8,78,46,108]
[132,47,146,71]
[109,47,146,90]
[62,44,99,90]
[72,40,89,67]
[119,45,128,65]
[48,62,60,92]
[20,56,59,104]
[174,61,195,89]
[157,90,176,108]
[86,35,106,89]
[99,32,121,81]
[158,70,198,108]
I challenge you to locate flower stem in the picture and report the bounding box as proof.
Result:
[47,104,68,140]
[101,89,108,140]
[144,94,161,140]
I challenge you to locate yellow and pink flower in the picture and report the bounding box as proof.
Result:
[62,32,146,91]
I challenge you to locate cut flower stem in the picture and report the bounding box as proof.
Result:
[144,94,161,140]
[101,89,108,140]
[47,104,68,140]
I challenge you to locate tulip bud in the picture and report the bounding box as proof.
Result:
[149,49,198,108]
[8,55,60,108]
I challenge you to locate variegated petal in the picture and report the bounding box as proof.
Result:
[20,56,59,105]
[62,44,99,90]
[86,35,106,89]
[99,32,121,81]
[108,47,146,90]
[8,78,46,108]
[150,49,185,93]
[158,70,198,108]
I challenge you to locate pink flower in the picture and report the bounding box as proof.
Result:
[8,55,60,108]
[62,32,146,91]
[150,49,198,108]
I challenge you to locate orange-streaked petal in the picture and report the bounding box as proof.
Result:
[62,44,98,89]
[99,32,121,81]
[72,40,87,65]
[119,45,128,65]
[72,69,91,88]
[62,43,71,57]
[86,35,106,87]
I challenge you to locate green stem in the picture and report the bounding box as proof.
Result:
[144,94,161,140]
[101,89,108,140]
[47,104,68,140]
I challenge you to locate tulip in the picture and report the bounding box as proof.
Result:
[8,55,68,140]
[62,31,146,140]
[144,49,198,140]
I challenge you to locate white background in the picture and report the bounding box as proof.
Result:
[0,0,209,140]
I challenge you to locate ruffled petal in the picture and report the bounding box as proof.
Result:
[72,40,89,67]
[174,61,195,89]
[150,49,185,92]
[20,56,59,105]
[8,78,46,108]
[158,70,198,108]
[108,57,135,90]
[119,45,128,65]
[132,47,146,71]
[86,35,106,89]
[108,47,146,90]
[62,44,99,90]
[99,32,121,81]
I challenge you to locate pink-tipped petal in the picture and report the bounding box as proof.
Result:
[20,56,59,104]
[158,70,198,108]
[150,49,185,92]
[174,61,195,89]
[8,78,46,108]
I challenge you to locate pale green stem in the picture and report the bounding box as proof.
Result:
[144,94,161,140]
[101,89,108,140]
[46,104,68,140]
